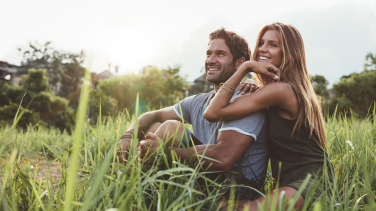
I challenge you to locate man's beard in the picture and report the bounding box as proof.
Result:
[206,61,236,84]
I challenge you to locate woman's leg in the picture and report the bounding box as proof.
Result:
[221,186,304,211]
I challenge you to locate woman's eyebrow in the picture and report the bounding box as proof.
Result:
[265,39,279,43]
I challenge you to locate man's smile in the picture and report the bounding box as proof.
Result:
[207,66,221,75]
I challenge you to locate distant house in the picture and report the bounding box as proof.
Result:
[0,61,19,84]
[96,70,115,80]
[193,74,206,85]
[91,69,115,88]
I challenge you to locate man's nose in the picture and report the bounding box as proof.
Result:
[207,54,217,64]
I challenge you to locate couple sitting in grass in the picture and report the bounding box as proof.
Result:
[117,22,332,210]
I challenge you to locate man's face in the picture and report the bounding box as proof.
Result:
[205,39,236,84]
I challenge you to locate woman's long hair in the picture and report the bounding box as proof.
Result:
[253,22,328,151]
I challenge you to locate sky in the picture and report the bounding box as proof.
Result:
[1,0,376,86]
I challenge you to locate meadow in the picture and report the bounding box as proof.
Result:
[1,74,376,210]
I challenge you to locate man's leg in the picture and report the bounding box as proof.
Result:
[145,122,162,134]
[153,120,186,147]
[119,121,187,164]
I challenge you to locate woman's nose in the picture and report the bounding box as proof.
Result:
[259,44,267,52]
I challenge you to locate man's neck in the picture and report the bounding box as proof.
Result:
[214,83,221,93]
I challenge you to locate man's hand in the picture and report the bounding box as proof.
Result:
[237,78,259,95]
[139,132,162,162]
[117,137,132,165]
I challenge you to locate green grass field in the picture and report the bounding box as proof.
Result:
[1,75,376,210]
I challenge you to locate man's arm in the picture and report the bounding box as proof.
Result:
[123,106,180,140]
[140,130,253,172]
[118,106,180,163]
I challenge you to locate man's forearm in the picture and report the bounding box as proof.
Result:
[169,144,229,172]
[124,111,160,140]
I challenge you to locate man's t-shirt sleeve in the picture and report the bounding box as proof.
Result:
[173,95,195,124]
[219,110,266,141]
[218,90,266,141]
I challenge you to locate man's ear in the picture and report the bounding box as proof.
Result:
[235,57,246,69]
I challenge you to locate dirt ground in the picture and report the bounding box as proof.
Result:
[20,158,62,180]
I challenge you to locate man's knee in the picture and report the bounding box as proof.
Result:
[145,122,162,134]
[160,120,182,130]
[158,120,184,136]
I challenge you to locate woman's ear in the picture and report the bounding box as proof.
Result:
[235,57,246,69]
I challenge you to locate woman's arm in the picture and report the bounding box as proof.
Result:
[204,82,288,122]
[203,61,282,122]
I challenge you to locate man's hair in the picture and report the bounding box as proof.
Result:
[209,27,251,62]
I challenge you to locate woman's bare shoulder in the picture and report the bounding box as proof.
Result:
[261,81,294,94]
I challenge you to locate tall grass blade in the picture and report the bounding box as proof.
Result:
[63,70,90,211]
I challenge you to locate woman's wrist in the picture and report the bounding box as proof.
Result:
[245,61,256,73]
[238,61,253,75]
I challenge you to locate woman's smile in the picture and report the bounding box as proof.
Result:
[256,29,283,67]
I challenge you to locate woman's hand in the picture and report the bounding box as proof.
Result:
[243,61,280,82]
[237,78,260,95]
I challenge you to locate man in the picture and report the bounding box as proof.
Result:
[118,28,269,199]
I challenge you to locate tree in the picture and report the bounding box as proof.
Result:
[329,53,376,117]
[18,41,85,107]
[0,69,74,130]
[311,75,330,102]
[90,65,188,118]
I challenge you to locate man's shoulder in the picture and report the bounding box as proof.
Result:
[183,91,214,104]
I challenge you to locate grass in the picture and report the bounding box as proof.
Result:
[1,77,376,210]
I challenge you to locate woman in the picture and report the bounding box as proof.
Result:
[203,22,332,210]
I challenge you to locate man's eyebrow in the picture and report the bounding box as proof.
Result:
[216,50,227,54]
[206,50,227,54]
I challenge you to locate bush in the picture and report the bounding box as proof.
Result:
[0,69,74,131]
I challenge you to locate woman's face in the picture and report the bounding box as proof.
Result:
[257,29,283,68]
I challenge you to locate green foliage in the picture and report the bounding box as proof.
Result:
[311,74,330,102]
[365,52,376,70]
[18,41,85,107]
[90,65,188,118]
[320,52,376,117]
[1,106,376,210]
[329,69,376,117]
[0,69,74,130]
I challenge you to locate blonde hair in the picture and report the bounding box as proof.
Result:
[253,22,328,151]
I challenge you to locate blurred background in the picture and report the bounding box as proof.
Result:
[1,0,376,130]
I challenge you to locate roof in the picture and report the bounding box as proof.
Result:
[0,61,19,73]
[96,69,114,80]
[194,74,206,83]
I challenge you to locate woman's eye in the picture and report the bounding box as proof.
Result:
[271,44,277,47]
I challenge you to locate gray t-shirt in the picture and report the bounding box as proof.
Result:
[173,88,270,187]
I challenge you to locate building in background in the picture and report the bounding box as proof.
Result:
[0,61,19,84]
